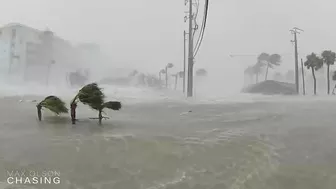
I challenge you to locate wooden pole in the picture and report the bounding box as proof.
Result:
[301,58,306,95]
[187,0,194,97]
[183,31,187,93]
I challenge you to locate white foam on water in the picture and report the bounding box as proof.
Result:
[1,77,336,106]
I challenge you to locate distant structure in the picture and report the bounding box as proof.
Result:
[0,23,110,86]
[0,23,77,85]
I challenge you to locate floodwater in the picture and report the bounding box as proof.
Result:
[0,91,336,189]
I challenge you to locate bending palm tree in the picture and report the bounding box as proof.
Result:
[70,83,122,125]
[37,96,68,121]
[257,53,281,80]
[321,50,336,94]
[304,53,323,95]
[252,61,264,83]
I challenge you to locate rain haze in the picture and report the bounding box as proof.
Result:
[1,0,336,95]
[1,0,336,189]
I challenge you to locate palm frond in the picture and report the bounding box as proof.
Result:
[167,63,174,68]
[196,68,207,77]
[76,83,105,110]
[321,50,336,65]
[39,96,68,114]
[257,53,270,63]
[269,54,281,65]
[103,101,122,111]
[178,71,184,78]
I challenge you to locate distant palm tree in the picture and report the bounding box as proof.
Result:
[165,63,174,88]
[171,72,183,90]
[257,53,281,81]
[304,53,323,95]
[159,69,165,81]
[196,68,207,77]
[321,50,336,94]
[129,70,138,77]
[252,61,265,83]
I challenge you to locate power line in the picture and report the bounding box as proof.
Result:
[193,0,207,53]
[193,5,205,53]
[192,0,200,38]
[193,0,209,57]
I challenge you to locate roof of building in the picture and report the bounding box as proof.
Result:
[0,22,72,47]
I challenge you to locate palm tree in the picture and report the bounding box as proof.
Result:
[321,50,336,94]
[257,53,281,80]
[304,53,323,95]
[252,61,264,83]
[159,69,165,81]
[70,83,122,125]
[129,70,138,77]
[36,96,68,121]
[171,71,185,90]
[165,63,174,88]
[195,68,207,77]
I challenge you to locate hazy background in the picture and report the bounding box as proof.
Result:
[1,0,336,95]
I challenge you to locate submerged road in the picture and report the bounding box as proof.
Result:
[0,96,335,189]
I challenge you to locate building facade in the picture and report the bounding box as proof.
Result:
[0,23,77,85]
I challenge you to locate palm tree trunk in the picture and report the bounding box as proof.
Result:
[71,102,77,124]
[327,65,330,94]
[37,104,42,121]
[174,75,178,90]
[256,73,259,84]
[312,68,317,95]
[98,109,103,125]
[265,63,269,81]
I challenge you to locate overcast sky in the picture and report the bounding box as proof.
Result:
[1,0,336,93]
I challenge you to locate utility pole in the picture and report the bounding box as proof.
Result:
[301,58,306,95]
[186,0,194,97]
[183,30,187,94]
[290,27,303,94]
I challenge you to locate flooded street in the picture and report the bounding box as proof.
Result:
[0,96,336,189]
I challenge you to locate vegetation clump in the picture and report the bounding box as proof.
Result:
[36,96,68,121]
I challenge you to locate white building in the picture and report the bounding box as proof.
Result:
[0,23,116,86]
[0,23,77,85]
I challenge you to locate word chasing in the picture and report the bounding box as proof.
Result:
[6,170,60,185]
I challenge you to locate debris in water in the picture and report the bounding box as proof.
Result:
[180,110,192,116]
